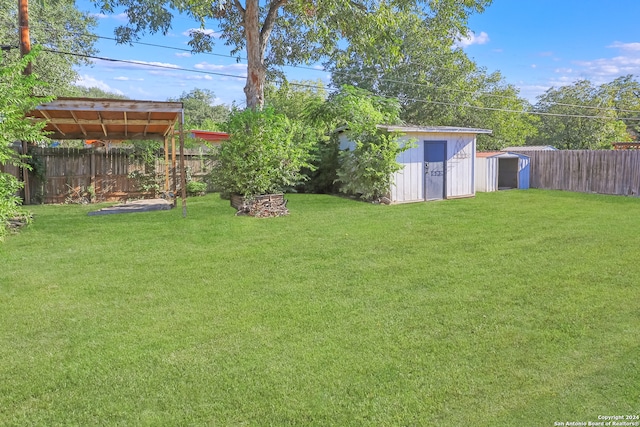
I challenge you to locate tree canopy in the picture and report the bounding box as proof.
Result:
[0,0,98,96]
[168,88,229,131]
[530,79,632,149]
[330,10,537,150]
[91,0,491,109]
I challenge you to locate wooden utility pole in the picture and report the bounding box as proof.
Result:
[18,0,32,204]
[18,0,32,75]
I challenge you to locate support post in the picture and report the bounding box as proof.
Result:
[90,149,96,203]
[21,141,30,204]
[18,0,32,76]
[171,132,177,206]
[164,136,169,193]
[19,0,31,204]
[179,120,187,217]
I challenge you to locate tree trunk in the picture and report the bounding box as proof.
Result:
[243,0,265,110]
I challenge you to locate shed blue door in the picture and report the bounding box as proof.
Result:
[424,141,446,201]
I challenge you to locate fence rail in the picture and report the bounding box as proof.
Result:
[2,146,215,204]
[527,150,640,196]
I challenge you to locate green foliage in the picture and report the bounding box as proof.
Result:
[168,88,230,131]
[92,0,491,108]
[0,0,97,96]
[531,80,631,149]
[67,85,129,99]
[330,12,536,150]
[313,85,410,200]
[0,48,52,239]
[211,107,314,198]
[186,180,207,196]
[264,80,335,193]
[336,131,410,200]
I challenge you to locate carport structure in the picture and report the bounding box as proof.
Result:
[26,97,189,215]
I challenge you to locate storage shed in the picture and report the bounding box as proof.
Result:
[340,125,492,203]
[476,151,530,192]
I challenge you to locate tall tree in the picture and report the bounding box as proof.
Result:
[331,10,537,149]
[531,80,630,149]
[168,88,229,130]
[91,0,491,109]
[0,0,98,96]
[598,75,640,140]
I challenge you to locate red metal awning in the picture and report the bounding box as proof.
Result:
[190,130,230,143]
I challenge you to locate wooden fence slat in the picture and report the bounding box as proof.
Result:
[527,150,640,197]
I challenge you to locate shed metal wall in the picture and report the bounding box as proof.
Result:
[475,153,530,192]
[392,133,476,203]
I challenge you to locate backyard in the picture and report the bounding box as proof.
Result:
[0,190,638,426]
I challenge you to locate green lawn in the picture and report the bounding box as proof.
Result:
[1,190,639,426]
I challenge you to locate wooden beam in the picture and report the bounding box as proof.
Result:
[38,110,65,136]
[143,112,150,137]
[97,112,107,137]
[43,118,176,126]
[36,98,184,113]
[69,111,87,136]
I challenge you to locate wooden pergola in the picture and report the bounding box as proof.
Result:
[26,97,189,216]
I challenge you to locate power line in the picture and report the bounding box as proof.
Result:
[32,23,638,114]
[45,47,640,121]
[83,32,640,115]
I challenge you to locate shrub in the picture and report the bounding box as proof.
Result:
[186,180,207,196]
[336,130,411,201]
[210,107,314,198]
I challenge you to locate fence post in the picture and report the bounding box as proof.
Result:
[21,141,30,205]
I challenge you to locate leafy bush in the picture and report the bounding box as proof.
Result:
[311,85,411,201]
[336,131,411,201]
[186,180,207,196]
[1,48,52,239]
[211,107,314,198]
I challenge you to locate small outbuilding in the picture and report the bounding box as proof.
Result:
[340,125,492,203]
[475,151,530,192]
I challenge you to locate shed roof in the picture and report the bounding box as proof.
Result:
[477,151,529,159]
[27,97,184,141]
[501,145,557,152]
[381,125,492,135]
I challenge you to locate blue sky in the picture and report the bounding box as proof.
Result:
[73,0,640,106]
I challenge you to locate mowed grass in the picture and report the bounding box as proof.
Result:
[1,190,639,426]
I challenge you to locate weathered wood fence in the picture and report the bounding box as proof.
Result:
[527,150,640,196]
[1,146,215,204]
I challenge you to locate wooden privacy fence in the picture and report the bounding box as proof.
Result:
[527,150,640,196]
[10,146,215,204]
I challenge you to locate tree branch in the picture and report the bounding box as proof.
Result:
[233,0,245,15]
[260,0,286,55]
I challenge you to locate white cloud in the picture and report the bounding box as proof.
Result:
[175,52,192,58]
[608,41,640,51]
[574,56,640,77]
[91,12,127,22]
[183,28,219,38]
[193,62,247,78]
[93,58,181,71]
[75,75,125,95]
[185,75,214,81]
[114,76,144,81]
[456,31,490,48]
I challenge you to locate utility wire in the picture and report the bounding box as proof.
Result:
[45,47,640,121]
[83,32,640,114]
